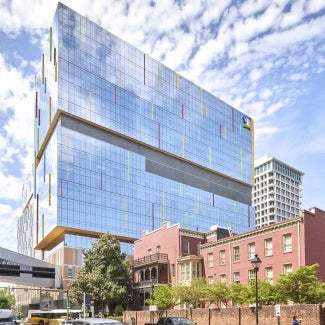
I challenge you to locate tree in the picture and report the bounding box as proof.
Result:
[201,282,229,308]
[150,284,176,309]
[274,263,324,303]
[69,233,132,314]
[0,288,15,309]
[228,283,248,306]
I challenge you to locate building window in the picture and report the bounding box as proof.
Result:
[283,233,292,253]
[264,238,273,256]
[207,276,214,284]
[283,263,292,274]
[265,266,273,283]
[220,274,226,283]
[248,269,256,281]
[171,264,176,278]
[219,249,226,265]
[248,242,255,260]
[180,262,191,282]
[183,240,190,255]
[67,266,73,278]
[207,252,213,267]
[233,246,240,263]
[156,245,160,253]
[233,272,240,284]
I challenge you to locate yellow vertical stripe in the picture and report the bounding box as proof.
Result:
[42,214,45,239]
[179,183,183,196]
[233,200,237,212]
[185,211,189,228]
[161,191,165,222]
[48,173,51,206]
[195,201,199,214]
[123,196,127,229]
[205,104,208,117]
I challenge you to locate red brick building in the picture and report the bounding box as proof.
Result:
[132,207,325,310]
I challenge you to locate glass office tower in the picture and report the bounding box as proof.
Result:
[30,2,254,257]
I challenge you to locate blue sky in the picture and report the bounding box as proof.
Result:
[0,0,324,252]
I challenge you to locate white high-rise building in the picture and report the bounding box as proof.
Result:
[253,155,304,228]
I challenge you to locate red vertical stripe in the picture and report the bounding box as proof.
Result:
[38,109,41,126]
[54,48,56,66]
[219,124,222,137]
[152,202,155,231]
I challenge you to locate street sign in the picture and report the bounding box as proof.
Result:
[275,304,281,317]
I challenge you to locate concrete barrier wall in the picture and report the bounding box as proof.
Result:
[124,304,325,325]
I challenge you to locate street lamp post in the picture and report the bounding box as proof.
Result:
[251,254,262,325]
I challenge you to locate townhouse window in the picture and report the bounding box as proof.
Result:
[248,242,255,260]
[264,238,273,256]
[171,264,176,278]
[156,245,160,253]
[283,233,292,253]
[219,249,226,265]
[207,252,214,267]
[248,269,256,281]
[283,263,293,274]
[220,274,226,283]
[233,272,240,284]
[265,266,273,283]
[233,246,240,263]
[67,266,73,278]
[207,276,214,284]
[183,240,190,255]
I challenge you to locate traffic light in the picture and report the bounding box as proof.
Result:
[0,264,20,276]
[32,266,55,278]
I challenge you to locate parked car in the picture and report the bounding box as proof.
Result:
[145,316,196,325]
[72,318,125,325]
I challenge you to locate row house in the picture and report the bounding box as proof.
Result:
[132,207,325,310]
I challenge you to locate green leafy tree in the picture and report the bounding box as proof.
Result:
[247,280,278,306]
[150,284,175,309]
[173,278,206,308]
[228,282,248,306]
[274,263,324,303]
[0,288,15,309]
[201,282,229,307]
[69,233,132,314]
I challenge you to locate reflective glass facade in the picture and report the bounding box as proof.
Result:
[33,3,254,255]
